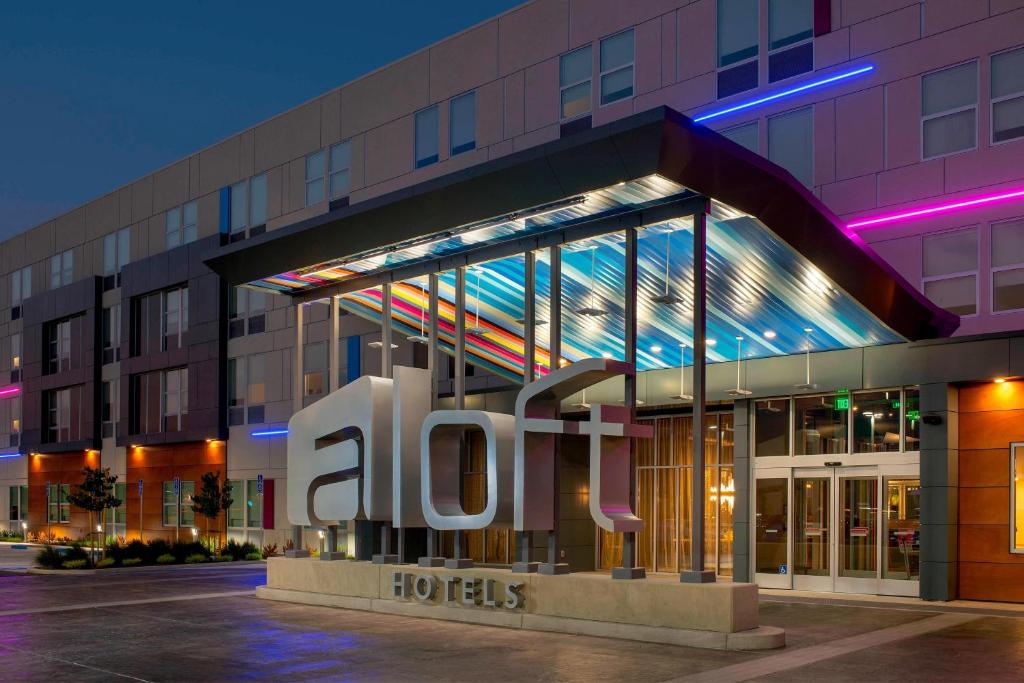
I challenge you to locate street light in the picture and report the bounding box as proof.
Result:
[20,521,27,542]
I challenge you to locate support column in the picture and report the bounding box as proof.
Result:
[419,273,445,567]
[613,228,644,580]
[919,382,958,601]
[682,208,715,583]
[513,250,540,574]
[286,303,310,558]
[445,267,473,570]
[373,283,398,564]
[329,296,340,392]
[731,399,752,582]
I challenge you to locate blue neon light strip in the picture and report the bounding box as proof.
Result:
[0,452,23,459]
[251,429,288,438]
[693,65,875,124]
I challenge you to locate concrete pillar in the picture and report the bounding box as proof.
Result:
[286,303,310,558]
[919,382,958,601]
[732,399,752,583]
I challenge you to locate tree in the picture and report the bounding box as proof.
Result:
[191,472,233,550]
[67,467,121,561]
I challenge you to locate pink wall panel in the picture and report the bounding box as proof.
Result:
[877,158,943,207]
[850,5,920,59]
[884,77,920,170]
[677,0,715,82]
[821,173,877,216]
[835,86,884,180]
[636,18,663,96]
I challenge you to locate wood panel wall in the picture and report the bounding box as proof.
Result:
[27,450,94,540]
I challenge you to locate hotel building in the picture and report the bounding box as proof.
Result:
[3,0,1024,604]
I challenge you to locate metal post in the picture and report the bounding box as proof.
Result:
[539,246,569,575]
[613,228,645,580]
[286,303,310,558]
[445,267,473,569]
[419,273,445,567]
[513,251,539,572]
[381,283,393,380]
[329,296,340,392]
[682,207,715,583]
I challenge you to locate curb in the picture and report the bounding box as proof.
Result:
[26,559,267,576]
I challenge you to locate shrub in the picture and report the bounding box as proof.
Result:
[185,553,207,564]
[261,543,278,559]
[221,540,259,561]
[63,559,88,569]
[96,557,115,568]
[123,557,142,566]
[156,553,176,565]
[245,552,263,561]
[212,554,233,562]
[171,541,211,562]
[36,545,64,569]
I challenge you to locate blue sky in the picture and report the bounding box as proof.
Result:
[0,1,522,241]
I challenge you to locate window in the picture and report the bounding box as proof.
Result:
[50,250,73,289]
[228,479,244,527]
[10,332,21,374]
[231,174,268,234]
[794,394,848,455]
[103,227,130,276]
[10,396,20,438]
[768,0,813,82]
[305,150,326,206]
[415,106,439,168]
[45,386,82,443]
[449,92,476,156]
[46,317,75,374]
[102,304,121,364]
[162,286,189,351]
[101,379,118,439]
[47,483,70,524]
[180,480,195,527]
[166,200,198,249]
[560,45,592,120]
[768,107,813,186]
[992,47,1024,144]
[228,353,267,426]
[599,29,634,106]
[904,387,920,452]
[923,228,978,316]
[229,287,267,338]
[329,141,352,199]
[992,219,1024,312]
[851,390,901,453]
[922,62,977,159]
[162,480,194,527]
[162,368,188,432]
[246,479,263,529]
[721,121,759,152]
[105,482,126,526]
[718,0,759,97]
[755,399,790,457]
[304,341,327,397]
[1014,443,1024,552]
[9,485,27,522]
[10,266,31,308]
[162,481,176,526]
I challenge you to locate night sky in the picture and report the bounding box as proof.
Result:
[0,1,522,241]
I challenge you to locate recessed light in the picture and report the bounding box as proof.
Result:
[763,330,776,339]
[995,377,1007,384]
[601,351,613,359]
[706,339,717,347]
[650,345,662,353]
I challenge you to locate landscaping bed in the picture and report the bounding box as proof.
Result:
[36,539,274,570]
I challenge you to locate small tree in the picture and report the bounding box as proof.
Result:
[192,472,233,550]
[67,467,121,561]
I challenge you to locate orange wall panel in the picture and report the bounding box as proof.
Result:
[26,451,96,540]
[959,449,1009,488]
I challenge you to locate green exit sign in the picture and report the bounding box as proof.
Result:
[835,397,850,410]
[890,399,901,409]
[907,409,920,421]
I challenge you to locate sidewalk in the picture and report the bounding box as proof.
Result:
[760,587,1024,618]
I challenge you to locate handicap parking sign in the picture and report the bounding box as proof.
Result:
[779,564,788,575]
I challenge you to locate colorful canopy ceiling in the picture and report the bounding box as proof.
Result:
[331,193,902,382]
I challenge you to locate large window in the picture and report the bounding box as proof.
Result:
[599,29,634,106]
[922,228,977,316]
[227,479,244,527]
[717,0,759,97]
[9,485,27,522]
[992,219,1024,312]
[768,0,813,82]
[45,316,81,375]
[904,388,920,452]
[45,386,83,444]
[449,91,476,156]
[415,105,439,169]
[103,227,131,276]
[162,480,195,527]
[47,483,70,524]
[162,367,188,433]
[10,266,31,309]
[49,250,73,289]
[105,482,126,526]
[231,173,268,235]
[991,47,1024,144]
[852,391,901,453]
[722,121,759,153]
[305,150,326,206]
[229,286,267,338]
[101,379,118,439]
[794,394,848,455]
[102,303,121,364]
[768,107,813,186]
[228,353,267,426]
[9,331,20,380]
[304,341,327,398]
[246,479,263,529]
[329,141,352,199]
[922,61,977,159]
[165,200,198,249]
[162,286,189,351]
[755,399,790,457]
[1014,443,1024,553]
[560,45,592,120]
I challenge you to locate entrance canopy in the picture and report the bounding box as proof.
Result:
[204,107,957,381]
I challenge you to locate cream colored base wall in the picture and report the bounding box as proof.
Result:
[259,557,784,651]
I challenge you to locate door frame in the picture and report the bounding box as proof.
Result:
[753,467,793,589]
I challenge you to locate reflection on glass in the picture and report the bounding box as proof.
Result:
[852,391,900,453]
[1017,446,1024,552]
[637,466,655,570]
[704,467,717,570]
[795,395,848,455]
[904,388,920,452]
[884,478,920,581]
[794,478,829,576]
[755,399,790,456]
[657,468,679,573]
[756,478,788,574]
[840,477,878,579]
[718,466,734,576]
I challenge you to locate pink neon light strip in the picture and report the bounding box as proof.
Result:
[848,188,1024,229]
[0,386,19,398]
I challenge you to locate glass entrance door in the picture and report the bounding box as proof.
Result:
[835,471,879,594]
[793,474,831,591]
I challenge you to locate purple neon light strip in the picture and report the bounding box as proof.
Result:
[848,188,1024,229]
[0,385,19,397]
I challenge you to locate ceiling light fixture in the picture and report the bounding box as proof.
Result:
[652,230,682,305]
[407,281,429,344]
[726,336,753,397]
[465,268,489,336]
[575,246,608,317]
[671,343,692,401]
[794,327,818,391]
